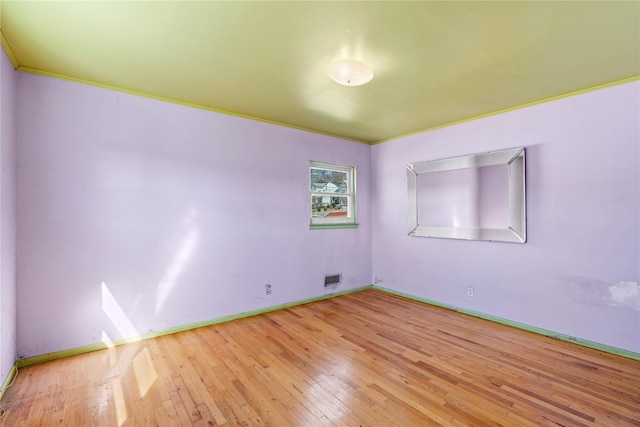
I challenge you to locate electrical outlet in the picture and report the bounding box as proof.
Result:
[467,286,474,297]
[265,284,272,295]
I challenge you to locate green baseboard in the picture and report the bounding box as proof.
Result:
[15,283,640,368]
[17,285,371,368]
[372,285,640,361]
[0,363,18,402]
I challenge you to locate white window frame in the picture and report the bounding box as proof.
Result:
[310,161,357,229]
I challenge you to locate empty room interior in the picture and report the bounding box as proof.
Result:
[0,1,639,426]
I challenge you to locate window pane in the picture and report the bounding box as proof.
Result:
[312,195,349,218]
[310,168,348,193]
[309,161,356,227]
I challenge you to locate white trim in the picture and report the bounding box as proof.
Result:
[310,161,356,226]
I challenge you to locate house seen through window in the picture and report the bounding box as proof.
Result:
[310,161,356,228]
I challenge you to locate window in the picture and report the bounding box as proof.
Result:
[310,161,357,229]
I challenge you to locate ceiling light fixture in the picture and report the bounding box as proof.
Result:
[328,60,374,87]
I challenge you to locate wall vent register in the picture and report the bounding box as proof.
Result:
[324,274,342,287]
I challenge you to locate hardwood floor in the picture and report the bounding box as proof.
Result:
[1,289,639,426]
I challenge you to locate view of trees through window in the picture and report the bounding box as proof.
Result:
[310,165,351,221]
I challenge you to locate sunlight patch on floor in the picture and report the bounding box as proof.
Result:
[101,330,118,367]
[132,347,158,398]
[112,377,127,426]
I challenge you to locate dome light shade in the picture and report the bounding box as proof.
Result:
[328,60,374,86]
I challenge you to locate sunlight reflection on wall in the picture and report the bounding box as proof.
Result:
[101,282,139,341]
[156,207,200,315]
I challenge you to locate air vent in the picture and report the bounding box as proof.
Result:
[324,274,342,287]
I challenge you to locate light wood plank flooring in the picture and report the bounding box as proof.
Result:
[1,289,639,426]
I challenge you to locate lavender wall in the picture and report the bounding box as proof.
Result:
[10,70,639,360]
[0,48,17,385]
[372,81,640,353]
[16,73,372,358]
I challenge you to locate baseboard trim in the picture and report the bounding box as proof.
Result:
[17,285,371,368]
[373,285,640,361]
[16,283,640,368]
[0,363,18,401]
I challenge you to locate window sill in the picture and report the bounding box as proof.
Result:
[309,223,359,230]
